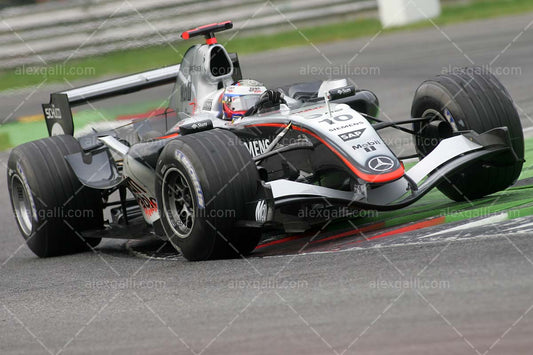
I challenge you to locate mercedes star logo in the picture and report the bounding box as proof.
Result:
[368,156,395,172]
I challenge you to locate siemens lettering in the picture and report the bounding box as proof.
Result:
[244,139,271,157]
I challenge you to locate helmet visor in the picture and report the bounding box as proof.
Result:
[224,94,260,112]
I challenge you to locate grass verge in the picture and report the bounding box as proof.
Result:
[0,0,532,91]
[0,132,11,151]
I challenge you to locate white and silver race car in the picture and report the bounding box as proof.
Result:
[7,21,524,261]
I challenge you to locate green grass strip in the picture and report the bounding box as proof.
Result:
[444,197,533,223]
[510,205,533,219]
[0,132,11,150]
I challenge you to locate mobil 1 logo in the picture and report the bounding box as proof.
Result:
[352,140,381,153]
[338,128,365,142]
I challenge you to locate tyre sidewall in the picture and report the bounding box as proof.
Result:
[7,136,103,257]
[7,149,48,255]
[156,140,217,261]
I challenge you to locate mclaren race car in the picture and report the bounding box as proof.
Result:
[7,21,524,261]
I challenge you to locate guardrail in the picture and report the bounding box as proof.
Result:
[0,0,377,70]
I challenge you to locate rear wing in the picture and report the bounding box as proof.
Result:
[42,64,180,136]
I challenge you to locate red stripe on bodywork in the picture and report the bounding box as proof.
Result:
[246,123,404,183]
[157,132,179,140]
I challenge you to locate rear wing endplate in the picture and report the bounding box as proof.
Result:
[42,64,180,136]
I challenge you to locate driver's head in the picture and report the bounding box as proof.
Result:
[220,79,266,120]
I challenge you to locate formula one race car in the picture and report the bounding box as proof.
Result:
[7,21,524,261]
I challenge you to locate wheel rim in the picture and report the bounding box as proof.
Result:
[11,175,33,236]
[162,168,195,238]
[421,108,456,132]
[416,109,454,156]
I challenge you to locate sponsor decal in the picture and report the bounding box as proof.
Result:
[443,108,454,123]
[191,121,209,130]
[175,150,205,208]
[338,128,366,142]
[15,162,38,223]
[328,121,364,132]
[443,107,460,129]
[244,139,271,157]
[352,140,381,152]
[128,180,158,217]
[255,200,268,223]
[367,156,395,172]
[43,104,62,120]
[331,86,354,96]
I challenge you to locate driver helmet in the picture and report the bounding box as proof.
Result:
[220,79,267,120]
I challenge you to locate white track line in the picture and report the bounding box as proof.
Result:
[420,213,509,239]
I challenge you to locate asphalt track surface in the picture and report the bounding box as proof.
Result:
[2,13,533,355]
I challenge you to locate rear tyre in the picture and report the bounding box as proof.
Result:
[7,135,103,257]
[155,129,262,261]
[411,67,524,201]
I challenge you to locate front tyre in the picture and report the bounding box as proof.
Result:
[412,67,524,201]
[7,135,103,257]
[156,129,262,261]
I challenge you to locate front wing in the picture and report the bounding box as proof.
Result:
[266,128,518,211]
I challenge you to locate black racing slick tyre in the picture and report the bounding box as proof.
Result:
[155,129,262,261]
[7,135,103,257]
[411,67,524,201]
